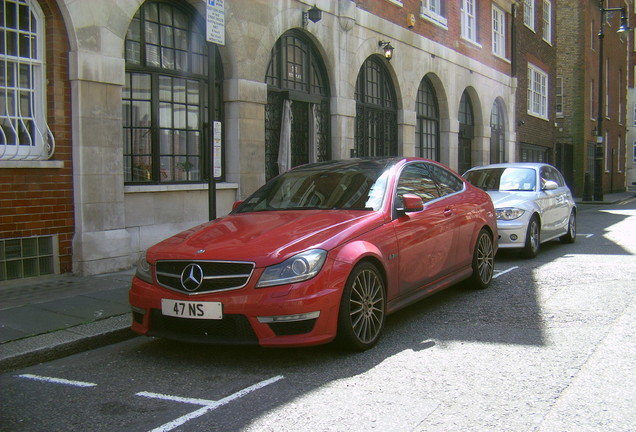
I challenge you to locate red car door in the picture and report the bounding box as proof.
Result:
[391,163,458,296]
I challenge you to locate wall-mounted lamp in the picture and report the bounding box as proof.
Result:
[617,8,630,33]
[378,40,394,61]
[303,5,322,27]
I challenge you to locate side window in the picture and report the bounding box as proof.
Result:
[396,163,441,204]
[548,167,565,187]
[428,163,464,196]
[540,166,562,187]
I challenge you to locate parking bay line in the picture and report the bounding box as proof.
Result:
[138,375,284,432]
[493,266,519,279]
[17,374,97,388]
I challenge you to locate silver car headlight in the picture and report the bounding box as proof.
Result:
[496,207,525,220]
[135,255,153,284]
[257,249,327,288]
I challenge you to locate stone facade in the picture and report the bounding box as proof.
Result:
[2,0,517,277]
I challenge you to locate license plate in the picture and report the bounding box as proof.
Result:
[161,299,222,320]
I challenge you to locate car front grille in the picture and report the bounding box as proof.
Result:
[155,260,255,295]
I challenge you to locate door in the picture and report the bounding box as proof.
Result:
[391,163,457,296]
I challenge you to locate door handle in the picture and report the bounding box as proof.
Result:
[444,208,453,217]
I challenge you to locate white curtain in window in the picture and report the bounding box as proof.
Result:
[277,99,292,173]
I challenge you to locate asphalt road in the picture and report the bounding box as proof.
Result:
[1,197,635,432]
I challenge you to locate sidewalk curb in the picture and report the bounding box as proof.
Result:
[0,314,135,374]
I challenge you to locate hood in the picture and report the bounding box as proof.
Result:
[147,210,384,267]
[486,191,537,210]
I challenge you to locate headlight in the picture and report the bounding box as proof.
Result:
[496,208,525,220]
[135,255,153,284]
[257,249,327,288]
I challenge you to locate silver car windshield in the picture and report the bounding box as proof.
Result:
[465,168,536,192]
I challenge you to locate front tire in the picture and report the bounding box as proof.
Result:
[469,229,494,289]
[522,215,540,258]
[337,262,386,351]
[560,210,576,244]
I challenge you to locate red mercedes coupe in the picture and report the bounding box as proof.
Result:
[129,157,497,350]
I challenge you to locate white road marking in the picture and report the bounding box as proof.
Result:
[140,375,284,432]
[493,266,519,279]
[577,233,594,238]
[17,374,97,388]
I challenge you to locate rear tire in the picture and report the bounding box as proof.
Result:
[469,229,494,289]
[522,215,540,258]
[560,210,576,244]
[337,262,386,351]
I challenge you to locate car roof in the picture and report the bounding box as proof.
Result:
[466,162,552,171]
[290,157,437,172]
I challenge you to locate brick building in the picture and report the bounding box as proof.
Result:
[0,0,73,280]
[513,0,558,166]
[556,0,630,197]
[627,2,636,192]
[1,0,518,279]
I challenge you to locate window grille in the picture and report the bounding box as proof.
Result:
[123,1,219,184]
[0,0,54,161]
[415,77,440,160]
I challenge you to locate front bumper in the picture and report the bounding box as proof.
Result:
[496,216,530,249]
[128,258,349,347]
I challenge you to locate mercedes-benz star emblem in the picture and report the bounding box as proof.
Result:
[180,263,204,292]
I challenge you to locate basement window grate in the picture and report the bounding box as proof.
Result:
[0,235,57,281]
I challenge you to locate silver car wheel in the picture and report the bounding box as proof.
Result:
[470,229,494,289]
[523,216,540,258]
[338,262,385,350]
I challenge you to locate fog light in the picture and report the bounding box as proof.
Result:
[510,234,518,241]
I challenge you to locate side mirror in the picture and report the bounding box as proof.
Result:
[398,193,424,213]
[542,180,558,191]
[232,200,244,211]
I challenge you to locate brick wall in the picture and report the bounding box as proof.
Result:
[514,0,557,159]
[0,0,74,274]
[355,0,512,76]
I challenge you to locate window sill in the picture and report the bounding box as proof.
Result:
[0,160,65,169]
[125,182,238,193]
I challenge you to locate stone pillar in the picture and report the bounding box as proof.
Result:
[70,49,134,275]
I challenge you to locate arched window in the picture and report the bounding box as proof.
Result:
[355,57,397,157]
[123,1,222,183]
[265,30,330,181]
[490,100,505,163]
[1,0,54,160]
[415,76,439,160]
[458,91,474,174]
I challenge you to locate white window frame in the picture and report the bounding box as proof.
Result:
[524,0,535,31]
[556,76,564,117]
[421,0,447,28]
[492,5,506,59]
[461,0,478,44]
[527,63,548,120]
[0,0,54,161]
[605,58,610,118]
[617,135,623,173]
[605,131,610,172]
[632,103,636,127]
[591,79,596,121]
[542,0,552,44]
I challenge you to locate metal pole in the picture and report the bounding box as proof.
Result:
[208,45,217,220]
[595,1,605,201]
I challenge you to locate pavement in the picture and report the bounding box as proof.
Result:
[1,191,634,374]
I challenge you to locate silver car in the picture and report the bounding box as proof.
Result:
[463,163,576,258]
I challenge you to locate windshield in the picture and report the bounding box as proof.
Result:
[235,162,390,213]
[465,167,536,192]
